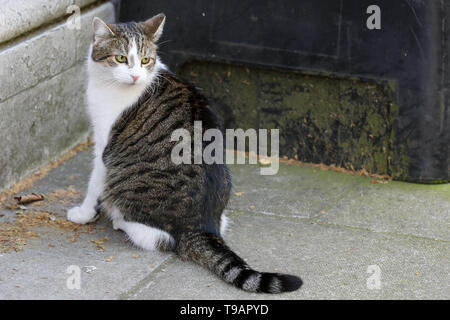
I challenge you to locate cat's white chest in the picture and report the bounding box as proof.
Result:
[85,52,165,157]
[86,82,145,156]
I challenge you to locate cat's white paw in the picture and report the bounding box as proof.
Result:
[67,206,97,224]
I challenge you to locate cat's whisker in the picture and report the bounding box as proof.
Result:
[156,39,172,47]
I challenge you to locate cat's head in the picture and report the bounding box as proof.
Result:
[89,14,166,87]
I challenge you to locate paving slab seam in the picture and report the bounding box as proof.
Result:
[117,254,177,300]
[229,209,450,244]
[227,207,312,220]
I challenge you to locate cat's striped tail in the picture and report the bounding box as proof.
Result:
[176,232,302,293]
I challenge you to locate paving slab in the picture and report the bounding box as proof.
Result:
[315,179,450,241]
[228,163,359,218]
[0,222,172,299]
[0,147,448,299]
[128,212,449,300]
[0,149,171,299]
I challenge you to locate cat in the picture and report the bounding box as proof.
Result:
[67,13,302,293]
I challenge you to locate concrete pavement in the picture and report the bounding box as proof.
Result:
[0,147,448,299]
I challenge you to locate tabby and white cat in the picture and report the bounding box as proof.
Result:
[67,14,302,293]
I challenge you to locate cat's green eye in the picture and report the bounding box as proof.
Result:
[141,57,152,65]
[115,55,127,63]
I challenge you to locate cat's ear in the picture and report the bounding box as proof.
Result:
[92,17,115,43]
[140,13,166,42]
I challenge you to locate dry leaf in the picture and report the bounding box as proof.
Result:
[14,193,44,205]
[234,192,245,197]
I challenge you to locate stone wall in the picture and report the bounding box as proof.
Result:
[0,1,115,191]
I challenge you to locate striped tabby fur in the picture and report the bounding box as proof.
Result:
[76,14,302,294]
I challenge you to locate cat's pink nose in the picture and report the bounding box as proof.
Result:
[131,75,140,83]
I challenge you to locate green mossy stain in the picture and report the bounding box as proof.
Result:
[178,61,410,179]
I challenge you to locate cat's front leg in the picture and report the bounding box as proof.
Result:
[67,155,106,224]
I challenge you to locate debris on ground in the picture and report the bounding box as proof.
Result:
[371,179,388,184]
[30,188,81,207]
[279,158,392,181]
[91,236,109,252]
[226,149,392,182]
[82,266,97,273]
[14,193,44,205]
[0,139,92,210]
[0,210,95,253]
